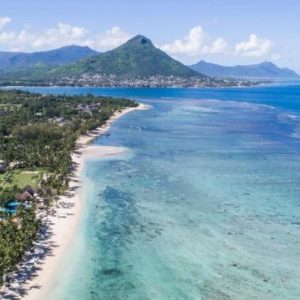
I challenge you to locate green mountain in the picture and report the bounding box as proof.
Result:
[189,60,299,79]
[0,35,204,83]
[0,45,98,71]
[56,35,201,78]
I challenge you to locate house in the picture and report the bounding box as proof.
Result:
[9,161,24,170]
[49,117,68,127]
[16,186,35,202]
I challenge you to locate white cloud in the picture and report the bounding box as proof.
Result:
[31,23,88,49]
[161,26,227,56]
[0,22,89,51]
[0,16,11,30]
[271,53,282,61]
[203,38,227,54]
[235,34,273,57]
[90,26,132,50]
[161,26,206,56]
[0,18,281,65]
[0,18,131,52]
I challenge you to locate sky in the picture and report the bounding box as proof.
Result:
[1,0,300,71]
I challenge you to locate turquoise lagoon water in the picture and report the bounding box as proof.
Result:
[23,86,300,299]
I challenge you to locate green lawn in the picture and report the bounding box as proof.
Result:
[0,103,22,112]
[0,169,45,189]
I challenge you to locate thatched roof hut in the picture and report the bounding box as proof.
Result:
[16,186,35,202]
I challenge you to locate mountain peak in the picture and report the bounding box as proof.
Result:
[123,35,153,47]
[260,61,276,67]
[58,45,93,51]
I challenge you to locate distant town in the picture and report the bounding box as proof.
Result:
[56,75,266,88]
[0,75,264,88]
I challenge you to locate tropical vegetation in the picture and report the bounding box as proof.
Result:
[0,89,137,284]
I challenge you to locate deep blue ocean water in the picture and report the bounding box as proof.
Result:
[19,85,300,299]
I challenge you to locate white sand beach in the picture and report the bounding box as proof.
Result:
[1,103,149,300]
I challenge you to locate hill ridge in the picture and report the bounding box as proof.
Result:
[189,60,299,79]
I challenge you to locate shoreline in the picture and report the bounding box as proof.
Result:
[1,103,149,300]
